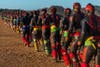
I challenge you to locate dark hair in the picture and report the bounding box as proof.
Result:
[41,8,47,13]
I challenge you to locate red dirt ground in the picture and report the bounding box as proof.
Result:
[0,19,65,67]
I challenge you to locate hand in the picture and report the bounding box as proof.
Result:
[77,41,81,46]
[97,43,100,47]
[60,30,62,35]
[87,36,94,41]
[65,37,69,42]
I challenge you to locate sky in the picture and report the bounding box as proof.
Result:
[0,0,100,10]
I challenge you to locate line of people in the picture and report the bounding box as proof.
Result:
[1,2,100,67]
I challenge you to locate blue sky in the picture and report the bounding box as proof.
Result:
[0,0,100,10]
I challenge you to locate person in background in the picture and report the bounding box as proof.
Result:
[22,12,31,47]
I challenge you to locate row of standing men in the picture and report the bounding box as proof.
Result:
[1,2,100,67]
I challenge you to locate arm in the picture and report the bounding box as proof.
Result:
[68,16,73,33]
[73,18,86,46]
[79,18,86,41]
[37,16,42,27]
[59,17,64,35]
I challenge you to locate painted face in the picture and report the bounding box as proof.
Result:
[85,4,94,16]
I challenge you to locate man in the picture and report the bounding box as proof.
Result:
[68,2,85,67]
[80,3,100,67]
[60,8,71,67]
[22,12,31,47]
[31,10,41,51]
[49,6,61,62]
[38,9,51,55]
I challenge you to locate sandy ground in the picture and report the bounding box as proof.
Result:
[0,19,65,67]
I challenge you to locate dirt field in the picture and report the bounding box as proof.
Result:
[0,19,65,67]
